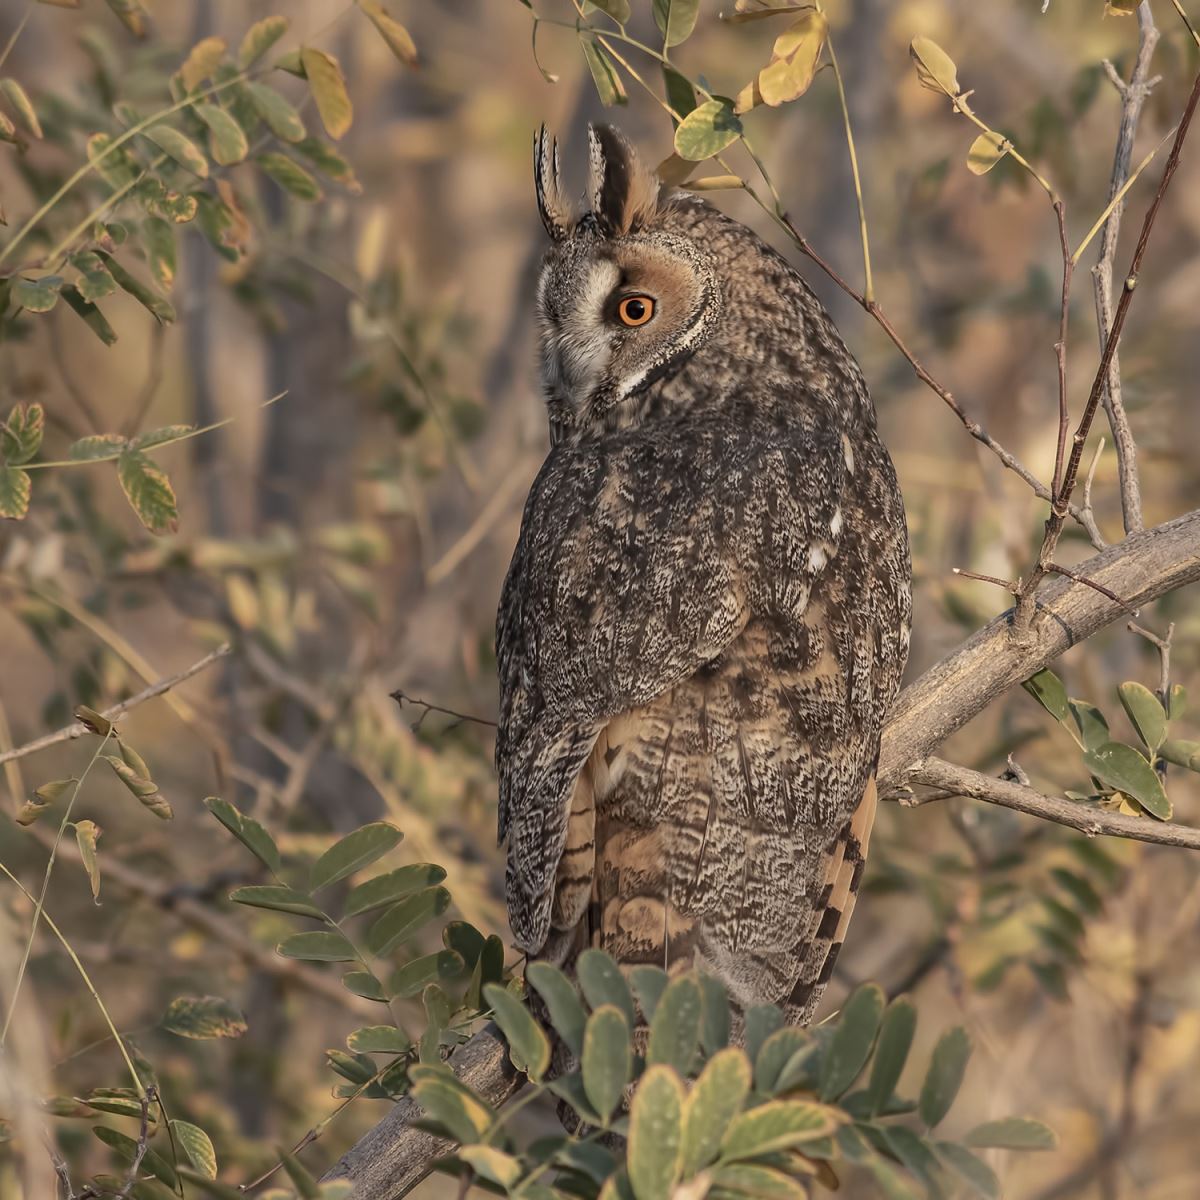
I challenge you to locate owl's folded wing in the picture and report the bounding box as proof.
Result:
[497,418,845,954]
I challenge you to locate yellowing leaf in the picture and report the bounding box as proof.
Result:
[238,15,289,68]
[966,130,1008,175]
[358,0,418,66]
[195,102,248,165]
[674,98,742,161]
[180,36,227,91]
[301,47,353,140]
[74,820,102,902]
[0,79,42,138]
[757,11,828,107]
[143,124,209,178]
[909,35,960,98]
[116,449,179,535]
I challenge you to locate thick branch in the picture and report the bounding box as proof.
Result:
[320,1023,520,1195]
[906,757,1200,850]
[879,507,1200,792]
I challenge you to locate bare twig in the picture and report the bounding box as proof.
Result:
[951,567,1019,593]
[1051,200,1073,499]
[1017,61,1200,627]
[1044,562,1134,611]
[906,757,1200,850]
[115,1086,156,1199]
[0,644,231,768]
[390,690,497,732]
[1093,3,1159,534]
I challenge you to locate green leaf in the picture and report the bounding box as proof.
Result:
[132,424,193,450]
[347,1024,410,1054]
[1118,681,1167,751]
[628,1065,684,1200]
[966,130,1008,175]
[820,982,885,1100]
[195,102,248,165]
[527,961,588,1057]
[68,434,126,462]
[365,886,451,956]
[965,1116,1057,1151]
[327,1048,376,1084]
[257,151,322,200]
[358,1,418,66]
[1082,740,1171,819]
[311,822,403,891]
[744,1004,784,1064]
[294,136,361,191]
[712,1165,809,1200]
[60,285,118,345]
[3,403,43,464]
[1069,699,1110,751]
[755,1026,814,1094]
[580,37,627,107]
[934,1142,998,1200]
[161,995,248,1039]
[719,1100,837,1161]
[652,0,700,47]
[171,1120,217,1179]
[674,98,742,161]
[278,930,358,962]
[79,1088,151,1122]
[142,216,177,290]
[1169,683,1186,719]
[87,132,138,189]
[0,78,42,139]
[681,1046,751,1175]
[866,996,917,1116]
[485,982,552,1080]
[589,0,631,21]
[909,36,960,97]
[92,1125,177,1188]
[301,47,353,139]
[12,275,61,313]
[102,256,175,323]
[1159,738,1200,771]
[459,1146,522,1189]
[238,15,289,68]
[662,66,697,123]
[577,949,636,1027]
[629,964,669,1024]
[342,971,387,1001]
[582,1004,633,1124]
[117,449,179,534]
[646,975,702,1075]
[245,81,305,142]
[343,862,444,916]
[410,1075,493,1143]
[77,267,116,303]
[874,1126,941,1195]
[918,1026,971,1128]
[699,973,731,1053]
[1022,668,1069,722]
[205,797,282,873]
[73,819,101,901]
[143,124,209,177]
[388,949,464,998]
[230,885,322,918]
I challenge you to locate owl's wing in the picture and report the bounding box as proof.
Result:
[498,415,849,957]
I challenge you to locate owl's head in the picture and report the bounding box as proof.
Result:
[533,125,723,434]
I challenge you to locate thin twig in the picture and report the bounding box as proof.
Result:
[115,1086,156,1199]
[0,644,230,768]
[1044,562,1135,612]
[1016,61,1200,628]
[1092,3,1159,534]
[390,690,497,731]
[951,567,1019,593]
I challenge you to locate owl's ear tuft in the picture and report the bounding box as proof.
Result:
[587,124,661,237]
[535,125,571,242]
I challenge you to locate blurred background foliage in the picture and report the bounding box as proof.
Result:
[1,0,1199,1198]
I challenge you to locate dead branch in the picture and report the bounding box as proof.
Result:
[0,644,231,769]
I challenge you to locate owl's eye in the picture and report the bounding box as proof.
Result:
[616,295,655,327]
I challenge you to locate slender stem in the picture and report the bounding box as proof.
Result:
[1,729,113,1046]
[1051,201,1073,499]
[0,859,143,1090]
[816,4,874,301]
[0,4,31,73]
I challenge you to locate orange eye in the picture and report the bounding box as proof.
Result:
[616,295,655,327]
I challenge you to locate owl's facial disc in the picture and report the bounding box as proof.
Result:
[537,232,720,428]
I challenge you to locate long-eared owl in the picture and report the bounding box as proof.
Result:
[496,125,911,1022]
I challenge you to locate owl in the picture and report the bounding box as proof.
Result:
[496,125,911,1022]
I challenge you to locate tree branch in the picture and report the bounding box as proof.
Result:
[0,644,231,768]
[904,757,1200,850]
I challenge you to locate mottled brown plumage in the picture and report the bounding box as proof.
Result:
[498,126,911,1022]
